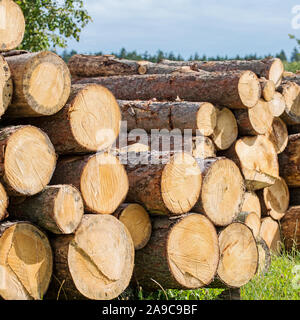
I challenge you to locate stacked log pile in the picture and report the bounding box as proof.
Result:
[0,0,299,301]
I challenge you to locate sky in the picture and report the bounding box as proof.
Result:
[62,0,300,59]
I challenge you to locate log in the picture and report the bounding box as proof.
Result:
[0,0,25,51]
[8,185,84,234]
[160,58,284,87]
[265,117,288,154]
[259,78,275,102]
[75,70,261,109]
[288,123,300,134]
[241,191,261,219]
[233,98,273,136]
[125,151,203,215]
[222,135,279,190]
[278,134,300,187]
[0,182,8,221]
[268,92,286,117]
[257,177,289,220]
[23,84,121,154]
[211,222,258,288]
[68,54,195,78]
[133,214,219,290]
[0,54,13,116]
[280,206,300,250]
[211,107,238,150]
[118,100,217,136]
[260,217,281,254]
[113,203,152,250]
[0,125,56,196]
[46,214,134,300]
[123,133,216,159]
[0,221,53,300]
[4,51,71,117]
[235,211,261,238]
[192,136,216,158]
[279,81,300,125]
[50,152,129,215]
[193,157,245,226]
[256,236,271,275]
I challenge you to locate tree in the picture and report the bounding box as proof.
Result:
[276,50,287,61]
[15,0,92,51]
[291,47,300,62]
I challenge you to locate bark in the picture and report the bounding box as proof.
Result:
[278,134,300,187]
[68,54,195,78]
[133,214,219,291]
[118,100,217,136]
[4,51,71,117]
[256,236,271,275]
[8,185,84,234]
[75,70,261,109]
[0,54,13,116]
[280,206,300,250]
[160,58,284,87]
[0,0,25,52]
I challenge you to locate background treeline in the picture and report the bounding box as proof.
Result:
[59,47,300,72]
[59,47,298,63]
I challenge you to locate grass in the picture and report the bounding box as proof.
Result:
[121,247,300,300]
[284,61,300,73]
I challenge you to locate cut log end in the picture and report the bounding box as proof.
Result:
[6,51,71,117]
[238,71,261,108]
[235,135,279,190]
[241,191,261,219]
[4,125,56,196]
[80,153,129,214]
[0,182,8,221]
[265,117,288,154]
[70,84,121,152]
[280,81,300,124]
[161,153,202,215]
[260,217,281,254]
[236,211,261,238]
[268,58,284,88]
[268,92,286,117]
[0,0,25,51]
[0,222,53,300]
[248,99,274,135]
[68,214,134,300]
[212,107,238,150]
[281,206,300,250]
[116,203,152,250]
[256,237,271,275]
[193,136,216,159]
[262,177,289,220]
[217,223,258,288]
[198,158,245,226]
[53,185,84,234]
[196,102,217,136]
[260,78,275,102]
[167,214,219,288]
